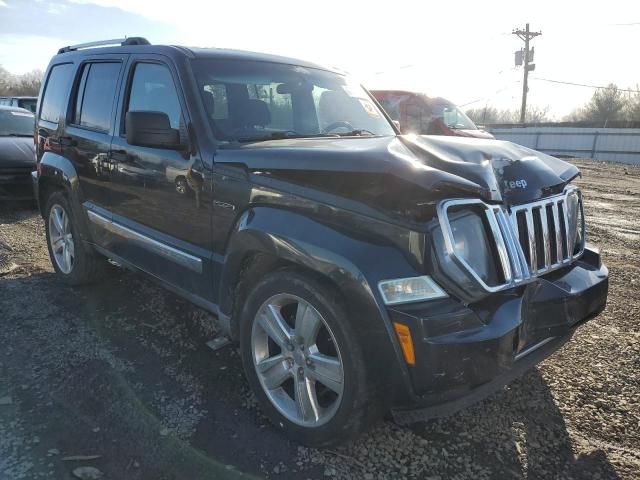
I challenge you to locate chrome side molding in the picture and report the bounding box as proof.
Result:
[87,210,203,274]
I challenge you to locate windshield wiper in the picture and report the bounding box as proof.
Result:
[235,131,340,143]
[8,133,33,137]
[334,129,377,137]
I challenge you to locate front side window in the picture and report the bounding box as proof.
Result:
[192,59,395,142]
[74,62,121,132]
[0,109,34,137]
[40,63,74,123]
[127,63,181,129]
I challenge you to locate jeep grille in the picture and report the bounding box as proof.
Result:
[437,186,585,293]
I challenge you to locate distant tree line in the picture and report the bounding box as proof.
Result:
[466,83,640,126]
[0,65,44,96]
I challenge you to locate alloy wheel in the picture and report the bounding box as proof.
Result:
[251,293,344,427]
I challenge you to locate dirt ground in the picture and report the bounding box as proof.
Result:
[0,159,638,480]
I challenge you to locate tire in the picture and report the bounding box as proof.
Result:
[239,269,378,446]
[44,191,108,285]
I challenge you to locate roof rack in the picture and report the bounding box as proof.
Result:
[57,37,150,54]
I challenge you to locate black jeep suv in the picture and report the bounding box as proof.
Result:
[33,38,608,446]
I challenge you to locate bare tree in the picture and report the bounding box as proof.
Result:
[466,105,550,124]
[0,65,44,96]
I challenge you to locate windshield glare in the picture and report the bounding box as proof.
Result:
[0,110,34,136]
[192,59,395,142]
[437,104,477,130]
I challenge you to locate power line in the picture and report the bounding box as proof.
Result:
[530,77,640,93]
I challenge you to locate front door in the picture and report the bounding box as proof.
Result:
[107,56,213,299]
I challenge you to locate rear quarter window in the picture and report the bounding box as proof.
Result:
[40,63,74,124]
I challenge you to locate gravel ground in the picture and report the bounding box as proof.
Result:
[0,159,638,480]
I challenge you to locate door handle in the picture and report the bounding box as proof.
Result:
[110,149,129,162]
[58,136,76,147]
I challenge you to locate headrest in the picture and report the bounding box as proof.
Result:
[237,99,271,127]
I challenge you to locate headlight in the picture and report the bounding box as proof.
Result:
[430,206,503,302]
[378,276,447,305]
[448,210,501,285]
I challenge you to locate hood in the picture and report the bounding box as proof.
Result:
[218,134,579,220]
[0,136,36,168]
[404,135,579,204]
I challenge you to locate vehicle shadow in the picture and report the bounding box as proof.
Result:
[1,267,622,479]
[409,368,621,479]
[0,199,38,224]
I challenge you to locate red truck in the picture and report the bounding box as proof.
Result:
[371,90,494,139]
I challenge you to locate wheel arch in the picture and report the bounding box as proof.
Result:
[219,206,418,404]
[37,152,93,244]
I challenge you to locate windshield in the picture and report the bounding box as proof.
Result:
[18,99,37,113]
[0,109,34,136]
[433,103,477,130]
[192,59,395,142]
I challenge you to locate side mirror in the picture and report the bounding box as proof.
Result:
[125,111,181,149]
[392,120,401,130]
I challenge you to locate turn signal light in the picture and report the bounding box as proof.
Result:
[393,322,415,365]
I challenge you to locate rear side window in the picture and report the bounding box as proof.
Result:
[40,63,74,123]
[74,62,121,132]
[127,63,181,129]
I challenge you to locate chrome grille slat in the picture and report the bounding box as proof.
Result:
[524,207,537,273]
[485,209,512,282]
[551,202,563,265]
[494,208,527,282]
[562,197,572,257]
[539,205,551,270]
[436,186,585,294]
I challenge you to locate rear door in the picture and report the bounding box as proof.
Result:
[63,56,126,213]
[107,54,213,299]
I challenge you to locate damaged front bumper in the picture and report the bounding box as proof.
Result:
[389,246,608,424]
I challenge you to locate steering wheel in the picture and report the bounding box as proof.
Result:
[323,121,354,133]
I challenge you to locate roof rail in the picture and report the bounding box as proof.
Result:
[57,37,150,54]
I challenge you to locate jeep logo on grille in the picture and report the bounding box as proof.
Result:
[505,179,528,189]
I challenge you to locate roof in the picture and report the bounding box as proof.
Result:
[52,42,339,73]
[370,90,453,106]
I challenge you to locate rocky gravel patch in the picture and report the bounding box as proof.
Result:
[0,159,638,479]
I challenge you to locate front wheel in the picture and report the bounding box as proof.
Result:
[239,270,378,446]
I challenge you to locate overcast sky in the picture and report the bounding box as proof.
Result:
[1,0,639,118]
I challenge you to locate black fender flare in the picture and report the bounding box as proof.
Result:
[219,206,419,402]
[37,152,93,244]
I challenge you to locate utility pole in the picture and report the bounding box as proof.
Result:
[513,23,542,123]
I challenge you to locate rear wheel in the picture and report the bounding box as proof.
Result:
[44,191,108,285]
[239,270,378,446]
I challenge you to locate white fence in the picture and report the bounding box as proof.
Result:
[488,126,640,165]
